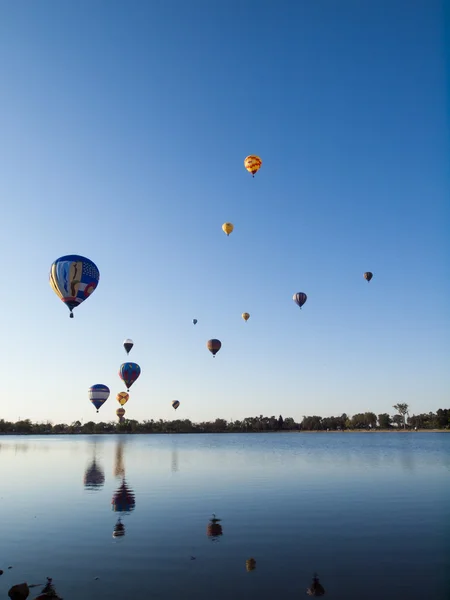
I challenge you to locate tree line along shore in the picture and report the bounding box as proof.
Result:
[1,405,449,434]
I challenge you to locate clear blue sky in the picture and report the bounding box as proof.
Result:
[0,1,449,424]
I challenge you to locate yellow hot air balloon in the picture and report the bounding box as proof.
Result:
[244,155,262,177]
[116,392,129,406]
[222,222,234,236]
[242,312,250,322]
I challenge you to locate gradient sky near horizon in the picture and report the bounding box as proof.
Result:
[1,1,449,425]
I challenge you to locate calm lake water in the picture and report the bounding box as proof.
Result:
[0,433,449,599]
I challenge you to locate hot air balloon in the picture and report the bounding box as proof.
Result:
[222,222,234,236]
[172,400,180,410]
[116,407,125,419]
[116,392,129,406]
[123,339,134,354]
[364,272,373,282]
[293,292,307,309]
[244,155,262,177]
[49,255,100,318]
[119,363,141,392]
[88,384,110,413]
[193,319,198,325]
[207,339,222,357]
[242,312,250,322]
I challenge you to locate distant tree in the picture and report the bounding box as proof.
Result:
[436,409,449,429]
[378,413,392,429]
[278,415,284,430]
[393,403,409,429]
[392,415,403,428]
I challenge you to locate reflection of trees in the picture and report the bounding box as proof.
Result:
[84,441,105,490]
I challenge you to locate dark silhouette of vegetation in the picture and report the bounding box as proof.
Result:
[0,406,449,434]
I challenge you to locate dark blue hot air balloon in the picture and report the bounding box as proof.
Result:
[119,363,141,392]
[88,384,110,412]
[293,292,307,309]
[49,255,100,318]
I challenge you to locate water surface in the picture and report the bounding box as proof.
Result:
[0,433,449,599]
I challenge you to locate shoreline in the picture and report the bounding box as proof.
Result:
[0,429,448,436]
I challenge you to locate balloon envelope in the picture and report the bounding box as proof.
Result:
[116,407,126,418]
[49,255,100,318]
[207,339,222,357]
[88,384,110,412]
[123,339,134,354]
[172,400,180,410]
[193,319,198,325]
[364,272,373,282]
[222,222,234,236]
[293,292,307,309]
[242,312,250,321]
[116,392,129,406]
[119,363,141,391]
[244,155,262,176]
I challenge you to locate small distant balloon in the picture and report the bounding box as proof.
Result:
[244,155,262,177]
[116,392,129,406]
[193,319,198,325]
[207,339,222,357]
[293,292,307,309]
[172,400,180,410]
[49,254,100,318]
[242,312,250,322]
[89,384,110,413]
[119,363,141,392]
[116,407,126,418]
[123,339,134,354]
[364,272,373,282]
[222,222,234,236]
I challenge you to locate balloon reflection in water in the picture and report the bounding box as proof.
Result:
[114,439,125,478]
[83,442,105,490]
[206,514,223,541]
[246,558,256,572]
[113,517,125,538]
[306,573,325,597]
[111,438,135,539]
[112,480,136,513]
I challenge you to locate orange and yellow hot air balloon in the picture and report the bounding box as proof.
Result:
[116,392,129,406]
[242,312,250,322]
[222,222,234,236]
[116,407,126,419]
[244,155,262,177]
